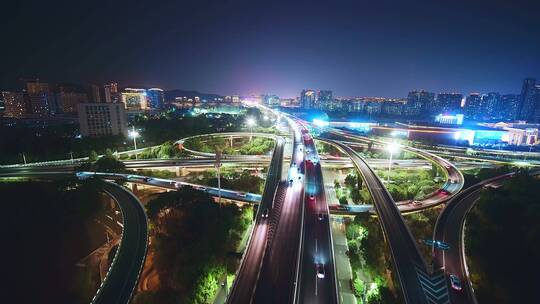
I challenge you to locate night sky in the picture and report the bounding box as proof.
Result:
[1,0,539,97]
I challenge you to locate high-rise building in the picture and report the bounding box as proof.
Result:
[56,92,88,113]
[1,91,26,118]
[78,103,127,137]
[25,79,52,117]
[121,88,148,110]
[25,79,49,94]
[317,90,333,109]
[518,78,537,121]
[104,82,119,103]
[534,85,540,122]
[147,88,165,109]
[87,84,102,103]
[300,89,317,109]
[263,94,280,107]
[501,94,521,120]
[406,90,435,116]
[382,100,405,116]
[482,92,501,119]
[436,93,463,113]
[465,93,482,119]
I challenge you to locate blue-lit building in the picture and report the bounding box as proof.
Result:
[436,93,463,114]
[300,89,317,109]
[482,92,501,119]
[465,93,482,119]
[501,94,520,120]
[406,90,435,116]
[147,88,164,110]
[518,78,537,121]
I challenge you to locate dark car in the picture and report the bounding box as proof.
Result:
[262,208,269,218]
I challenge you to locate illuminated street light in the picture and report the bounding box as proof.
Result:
[129,126,140,159]
[386,142,400,183]
[246,117,256,140]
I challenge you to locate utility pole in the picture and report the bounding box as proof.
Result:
[70,152,74,164]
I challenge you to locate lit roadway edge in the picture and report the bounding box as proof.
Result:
[226,136,284,303]
[329,140,430,304]
[251,113,306,303]
[0,170,150,304]
[315,127,465,214]
[92,181,148,304]
[295,120,339,304]
[433,169,540,304]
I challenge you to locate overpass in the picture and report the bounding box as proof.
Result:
[91,181,148,304]
[432,168,540,304]
[226,137,285,303]
[329,139,443,304]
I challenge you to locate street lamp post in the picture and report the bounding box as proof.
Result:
[246,117,256,141]
[128,126,140,160]
[386,142,399,183]
[215,151,222,204]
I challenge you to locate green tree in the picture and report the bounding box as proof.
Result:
[88,150,98,162]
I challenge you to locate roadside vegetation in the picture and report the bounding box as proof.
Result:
[133,187,253,304]
[183,135,275,156]
[2,179,107,304]
[465,172,540,303]
[402,207,442,263]
[375,164,444,201]
[334,171,372,204]
[187,168,266,194]
[345,214,402,303]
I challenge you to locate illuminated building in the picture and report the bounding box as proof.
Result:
[232,95,240,103]
[382,100,405,116]
[121,88,148,110]
[87,84,101,103]
[56,92,88,113]
[2,91,26,118]
[78,103,127,137]
[317,90,333,109]
[436,93,463,114]
[104,82,119,103]
[147,88,165,109]
[518,78,537,121]
[501,94,520,120]
[406,90,435,116]
[300,89,317,109]
[263,94,280,107]
[482,92,501,119]
[435,113,464,125]
[25,79,52,117]
[464,93,482,119]
[365,101,382,115]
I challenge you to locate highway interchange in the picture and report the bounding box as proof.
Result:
[1,106,532,304]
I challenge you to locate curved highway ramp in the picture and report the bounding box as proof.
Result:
[91,181,148,304]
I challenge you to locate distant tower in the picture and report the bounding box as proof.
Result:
[300,89,316,109]
[518,78,537,121]
[104,82,119,103]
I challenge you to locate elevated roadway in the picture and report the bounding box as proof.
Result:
[226,137,284,303]
[433,169,540,304]
[330,140,431,304]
